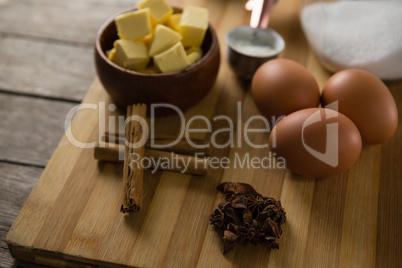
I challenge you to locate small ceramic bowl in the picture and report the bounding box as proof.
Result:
[95,8,220,113]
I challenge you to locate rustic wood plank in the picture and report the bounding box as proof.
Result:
[338,145,381,268]
[0,247,16,268]
[0,163,43,268]
[302,173,348,268]
[129,172,192,267]
[0,163,43,249]
[376,82,402,267]
[0,93,77,166]
[158,0,250,264]
[161,73,247,267]
[0,163,43,247]
[6,79,108,255]
[267,175,315,268]
[0,0,135,44]
[0,0,141,101]
[0,34,94,101]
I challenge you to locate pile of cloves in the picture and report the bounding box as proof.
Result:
[209,182,286,254]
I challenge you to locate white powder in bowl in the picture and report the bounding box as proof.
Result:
[301,1,402,80]
[231,39,277,57]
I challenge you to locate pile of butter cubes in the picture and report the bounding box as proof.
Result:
[106,0,209,74]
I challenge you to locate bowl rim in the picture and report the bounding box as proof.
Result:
[95,7,218,77]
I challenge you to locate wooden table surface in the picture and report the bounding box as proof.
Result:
[0,0,135,266]
[1,0,401,267]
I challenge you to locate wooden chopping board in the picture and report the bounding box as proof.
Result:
[6,0,402,267]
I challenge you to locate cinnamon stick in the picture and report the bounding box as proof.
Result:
[121,104,146,214]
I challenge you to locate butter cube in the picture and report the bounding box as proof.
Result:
[153,42,191,73]
[115,9,152,40]
[138,65,161,74]
[188,51,202,64]
[106,48,116,59]
[186,46,203,64]
[136,31,154,49]
[185,46,202,55]
[180,6,209,47]
[149,24,182,57]
[166,13,182,32]
[139,0,173,24]
[112,39,149,71]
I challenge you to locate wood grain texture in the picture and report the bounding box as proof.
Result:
[3,0,402,267]
[0,163,42,246]
[0,163,43,267]
[0,0,140,101]
[0,34,94,101]
[0,93,77,166]
[6,79,402,267]
[376,82,402,268]
[0,0,135,44]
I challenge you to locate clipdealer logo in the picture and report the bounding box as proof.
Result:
[301,101,339,167]
[64,101,288,171]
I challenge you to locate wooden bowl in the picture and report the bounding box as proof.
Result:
[95,8,220,113]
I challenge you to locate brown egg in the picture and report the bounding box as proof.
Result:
[322,69,398,144]
[269,108,362,178]
[251,59,320,121]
